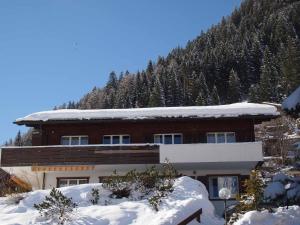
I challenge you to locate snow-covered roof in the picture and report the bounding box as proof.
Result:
[15,102,279,125]
[282,86,300,110]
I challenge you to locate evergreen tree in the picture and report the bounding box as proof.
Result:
[148,76,165,107]
[195,92,206,106]
[281,37,300,95]
[248,84,260,102]
[210,85,220,105]
[259,47,281,102]
[197,72,210,105]
[14,130,22,146]
[227,69,241,103]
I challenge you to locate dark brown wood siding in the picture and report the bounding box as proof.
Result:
[1,145,159,167]
[32,118,255,146]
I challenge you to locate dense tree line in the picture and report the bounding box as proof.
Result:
[6,0,300,146]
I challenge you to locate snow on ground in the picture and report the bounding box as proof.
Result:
[0,177,224,225]
[233,206,300,225]
[16,102,278,123]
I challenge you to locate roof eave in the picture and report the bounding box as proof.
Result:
[14,114,279,126]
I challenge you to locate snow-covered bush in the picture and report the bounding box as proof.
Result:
[159,159,178,192]
[102,170,132,198]
[263,172,300,206]
[33,188,77,225]
[90,188,100,205]
[264,182,285,200]
[148,191,166,211]
[138,166,160,190]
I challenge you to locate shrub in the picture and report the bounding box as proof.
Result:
[102,170,131,198]
[236,170,264,212]
[138,166,160,190]
[34,188,77,225]
[148,191,166,211]
[159,159,178,192]
[90,188,100,205]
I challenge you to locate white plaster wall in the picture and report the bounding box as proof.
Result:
[160,142,263,163]
[1,167,44,190]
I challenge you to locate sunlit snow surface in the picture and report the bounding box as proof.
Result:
[233,206,300,225]
[0,177,224,225]
[16,103,278,123]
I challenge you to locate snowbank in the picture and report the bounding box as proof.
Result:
[0,177,223,225]
[16,102,278,123]
[233,206,300,225]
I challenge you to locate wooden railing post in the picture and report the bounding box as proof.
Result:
[177,208,202,225]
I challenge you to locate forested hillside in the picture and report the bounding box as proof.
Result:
[6,0,300,145]
[59,0,300,110]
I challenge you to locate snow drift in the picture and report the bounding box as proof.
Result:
[233,206,300,225]
[0,177,224,225]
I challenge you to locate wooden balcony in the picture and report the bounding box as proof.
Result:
[0,144,159,167]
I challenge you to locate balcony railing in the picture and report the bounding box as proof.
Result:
[0,144,160,167]
[0,142,263,167]
[159,142,263,163]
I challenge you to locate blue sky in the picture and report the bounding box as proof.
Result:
[0,0,242,144]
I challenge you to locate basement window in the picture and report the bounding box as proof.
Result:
[208,176,239,199]
[57,177,89,188]
[206,132,236,143]
[61,136,89,145]
[102,135,131,144]
[154,133,182,144]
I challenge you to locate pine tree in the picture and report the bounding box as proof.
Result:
[280,37,300,95]
[248,84,260,102]
[227,69,241,103]
[34,188,77,224]
[237,170,264,211]
[210,85,220,105]
[148,76,165,107]
[259,47,280,102]
[195,92,206,106]
[197,72,210,105]
[14,131,22,146]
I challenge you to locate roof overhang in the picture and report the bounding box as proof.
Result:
[14,114,279,127]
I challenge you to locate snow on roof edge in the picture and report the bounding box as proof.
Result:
[15,102,279,124]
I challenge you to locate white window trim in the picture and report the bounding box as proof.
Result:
[206,132,236,143]
[102,134,131,144]
[208,175,239,199]
[61,135,89,145]
[153,133,183,144]
[57,178,89,187]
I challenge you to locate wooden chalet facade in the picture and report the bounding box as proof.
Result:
[0,103,278,215]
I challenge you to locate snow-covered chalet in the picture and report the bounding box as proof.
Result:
[0,103,279,213]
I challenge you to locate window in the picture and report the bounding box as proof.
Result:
[60,136,89,145]
[153,133,182,144]
[206,132,236,143]
[208,176,239,199]
[102,135,131,144]
[57,178,89,188]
